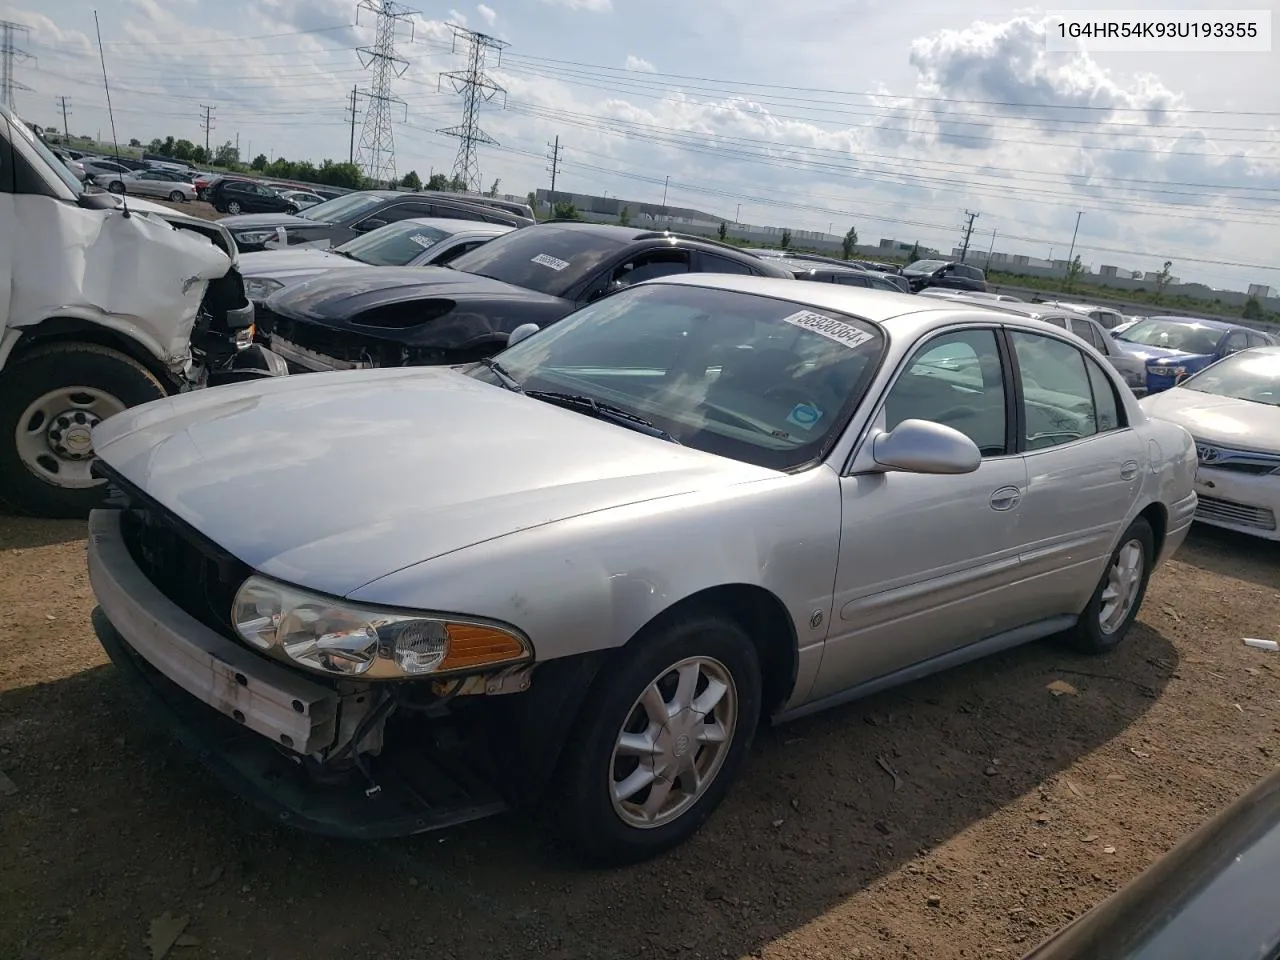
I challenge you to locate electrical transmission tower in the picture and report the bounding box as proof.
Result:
[198,103,216,153]
[354,0,416,185]
[0,20,33,110]
[959,209,980,261]
[437,25,507,193]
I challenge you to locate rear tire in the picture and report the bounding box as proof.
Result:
[168,190,184,202]
[1063,517,1154,654]
[553,609,762,866]
[0,343,167,518]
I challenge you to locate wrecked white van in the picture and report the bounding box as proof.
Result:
[0,106,287,518]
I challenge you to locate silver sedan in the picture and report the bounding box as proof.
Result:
[100,169,197,201]
[85,276,1196,864]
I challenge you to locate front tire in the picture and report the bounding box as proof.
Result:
[553,610,762,866]
[1064,517,1154,654]
[107,181,125,194]
[226,200,242,215]
[0,344,167,518]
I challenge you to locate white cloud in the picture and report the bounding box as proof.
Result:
[476,3,496,26]
[447,8,467,26]
[540,0,612,10]
[625,55,655,73]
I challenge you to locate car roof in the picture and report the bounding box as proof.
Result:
[648,273,1039,338]
[1141,315,1237,330]
[973,301,1096,322]
[397,217,513,235]
[774,257,863,273]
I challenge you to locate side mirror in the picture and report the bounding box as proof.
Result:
[871,419,981,474]
[353,218,386,233]
[507,323,539,347]
[77,191,119,210]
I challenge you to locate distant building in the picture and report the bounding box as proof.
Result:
[1248,283,1275,299]
[1099,265,1118,278]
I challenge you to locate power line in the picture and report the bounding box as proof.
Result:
[101,23,357,47]
[437,24,508,193]
[0,19,32,109]
[353,0,416,185]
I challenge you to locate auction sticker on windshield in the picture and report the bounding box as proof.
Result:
[531,253,571,271]
[409,234,435,247]
[780,310,874,349]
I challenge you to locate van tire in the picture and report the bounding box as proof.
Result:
[0,343,167,519]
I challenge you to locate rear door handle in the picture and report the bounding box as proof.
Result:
[990,486,1021,511]
[1121,460,1139,480]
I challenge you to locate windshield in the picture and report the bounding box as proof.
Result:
[1118,319,1222,355]
[299,192,384,223]
[448,225,629,297]
[905,260,947,273]
[467,283,885,470]
[1181,351,1280,406]
[334,221,452,266]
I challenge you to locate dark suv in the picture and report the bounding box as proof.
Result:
[902,259,988,293]
[217,189,531,252]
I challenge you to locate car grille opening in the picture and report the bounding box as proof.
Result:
[1195,495,1277,532]
[101,468,251,639]
[271,313,409,367]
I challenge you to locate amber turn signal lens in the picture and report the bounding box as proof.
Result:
[439,622,529,672]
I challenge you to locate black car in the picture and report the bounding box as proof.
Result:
[1022,767,1280,960]
[901,259,988,293]
[211,177,299,216]
[773,258,908,293]
[217,189,531,253]
[264,221,793,372]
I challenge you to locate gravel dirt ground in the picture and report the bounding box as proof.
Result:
[2,514,1277,960]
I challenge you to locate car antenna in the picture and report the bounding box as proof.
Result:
[93,9,129,219]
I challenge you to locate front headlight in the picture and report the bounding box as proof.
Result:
[243,276,285,301]
[235,230,281,245]
[231,575,532,680]
[1149,364,1187,377]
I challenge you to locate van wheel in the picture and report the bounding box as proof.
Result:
[0,344,167,518]
[226,200,242,215]
[552,609,762,866]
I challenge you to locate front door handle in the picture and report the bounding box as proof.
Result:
[1121,460,1139,480]
[990,486,1021,511]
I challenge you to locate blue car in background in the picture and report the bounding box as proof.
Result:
[1111,316,1276,393]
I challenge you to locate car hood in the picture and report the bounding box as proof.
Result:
[267,265,566,321]
[1112,342,1204,364]
[91,366,776,596]
[218,213,318,231]
[237,247,355,280]
[1140,388,1280,449]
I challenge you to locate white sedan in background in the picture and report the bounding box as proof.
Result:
[277,189,325,210]
[1141,346,1280,541]
[98,169,197,202]
[240,217,515,304]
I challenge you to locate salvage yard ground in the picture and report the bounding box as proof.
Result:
[2,515,1277,960]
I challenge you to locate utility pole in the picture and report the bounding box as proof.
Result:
[959,209,980,262]
[546,135,562,194]
[355,0,417,185]
[55,95,71,139]
[437,24,507,192]
[662,175,669,210]
[1065,210,1084,265]
[347,84,359,164]
[235,132,239,163]
[0,20,32,109]
[735,203,741,223]
[984,229,998,271]
[198,103,215,154]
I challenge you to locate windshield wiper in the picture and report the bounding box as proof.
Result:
[525,390,681,444]
[480,357,523,392]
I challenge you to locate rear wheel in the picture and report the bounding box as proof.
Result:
[553,610,762,865]
[1064,517,1154,654]
[0,343,167,518]
[286,204,299,215]
[168,190,185,202]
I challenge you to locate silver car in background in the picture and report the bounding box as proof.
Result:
[1140,346,1280,541]
[85,276,1196,865]
[98,169,197,202]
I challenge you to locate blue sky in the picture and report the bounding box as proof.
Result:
[4,0,1279,292]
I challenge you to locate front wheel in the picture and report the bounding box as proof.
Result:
[286,204,299,215]
[1064,516,1154,654]
[226,200,242,215]
[0,343,167,518]
[107,181,125,194]
[553,610,762,865]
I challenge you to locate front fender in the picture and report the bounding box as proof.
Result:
[348,465,844,692]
